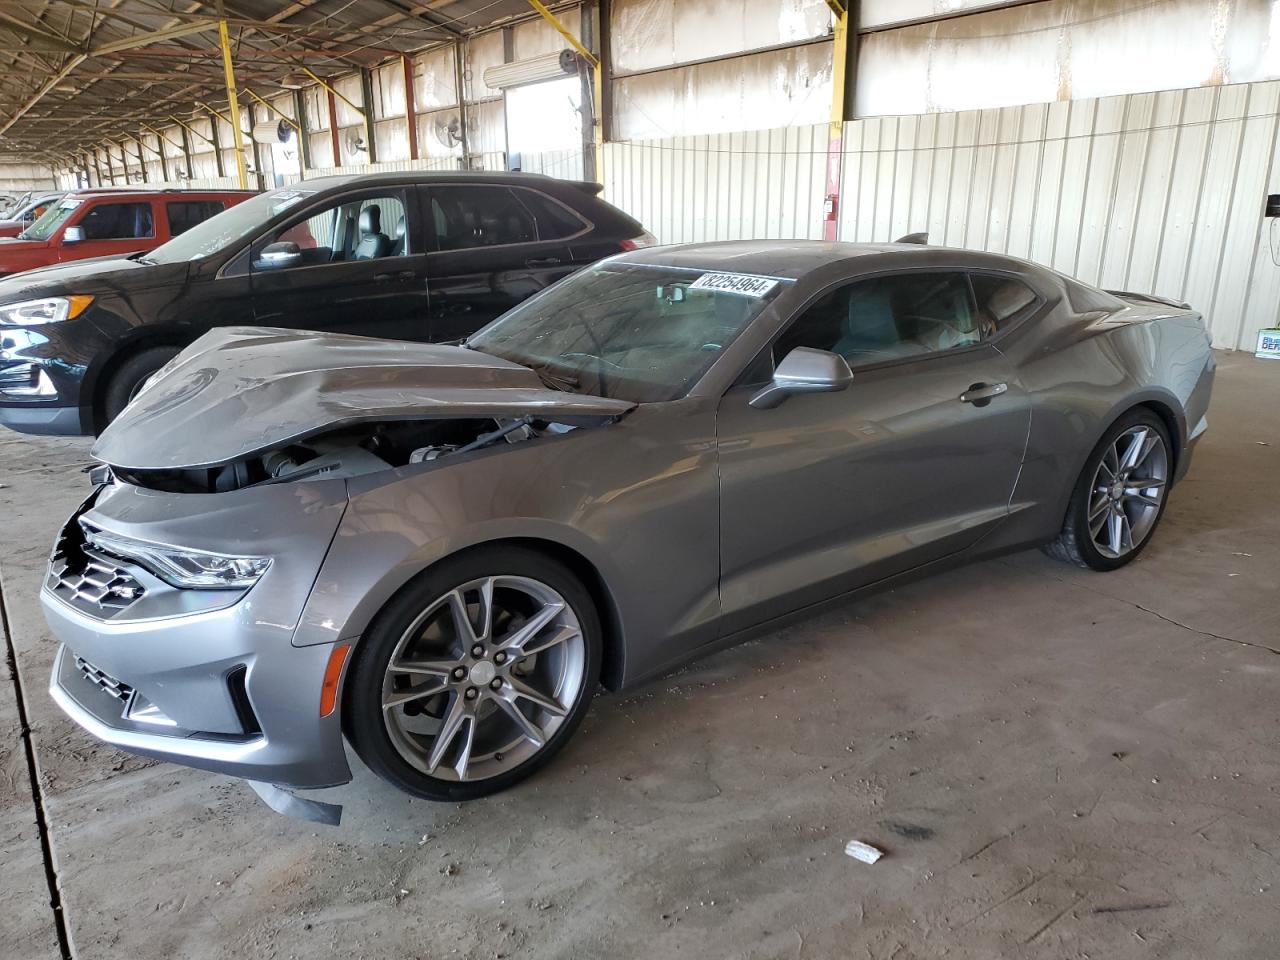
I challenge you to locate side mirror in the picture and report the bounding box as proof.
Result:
[62,226,84,244]
[749,346,853,410]
[254,240,302,271]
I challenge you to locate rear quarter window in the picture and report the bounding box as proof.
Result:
[515,189,590,240]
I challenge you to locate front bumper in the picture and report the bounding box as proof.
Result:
[0,400,83,434]
[0,320,93,435]
[41,479,354,790]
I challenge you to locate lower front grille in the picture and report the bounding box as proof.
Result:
[74,656,134,703]
[0,362,56,399]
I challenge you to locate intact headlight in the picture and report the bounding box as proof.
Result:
[0,295,94,325]
[80,522,270,590]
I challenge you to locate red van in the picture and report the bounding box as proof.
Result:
[0,189,256,277]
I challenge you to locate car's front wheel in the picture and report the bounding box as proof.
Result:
[346,546,601,801]
[100,346,180,429]
[1044,408,1173,570]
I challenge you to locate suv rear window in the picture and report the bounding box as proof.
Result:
[167,200,225,237]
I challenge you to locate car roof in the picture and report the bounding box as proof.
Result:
[280,169,601,194]
[61,188,257,200]
[612,239,1035,279]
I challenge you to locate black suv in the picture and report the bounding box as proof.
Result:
[0,171,653,436]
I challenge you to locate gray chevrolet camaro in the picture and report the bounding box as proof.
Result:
[41,240,1214,821]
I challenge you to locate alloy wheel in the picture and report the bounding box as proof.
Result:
[380,576,586,782]
[1087,425,1169,559]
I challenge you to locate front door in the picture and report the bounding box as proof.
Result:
[250,187,430,341]
[716,271,1031,636]
[60,199,157,263]
[423,183,581,342]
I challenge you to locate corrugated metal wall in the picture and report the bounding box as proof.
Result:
[600,79,1280,351]
[602,125,827,243]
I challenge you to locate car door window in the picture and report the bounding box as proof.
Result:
[166,200,226,237]
[773,272,980,369]
[429,186,536,250]
[970,274,1038,337]
[78,202,154,240]
[262,192,409,268]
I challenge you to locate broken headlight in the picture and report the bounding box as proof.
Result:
[80,522,270,590]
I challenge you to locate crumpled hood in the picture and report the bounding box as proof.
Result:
[93,326,636,471]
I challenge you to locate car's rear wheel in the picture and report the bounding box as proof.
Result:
[100,346,180,428]
[1043,409,1172,571]
[346,546,601,801]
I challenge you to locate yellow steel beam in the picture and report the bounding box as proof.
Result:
[0,54,87,137]
[169,114,216,146]
[300,66,373,161]
[526,0,599,68]
[243,87,300,132]
[525,0,603,184]
[141,122,186,154]
[829,3,849,138]
[198,102,252,140]
[215,8,249,189]
[244,86,306,179]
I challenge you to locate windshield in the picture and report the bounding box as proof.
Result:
[468,261,790,403]
[142,187,315,264]
[9,195,55,223]
[20,198,80,241]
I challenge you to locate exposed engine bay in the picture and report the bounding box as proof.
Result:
[109,415,584,494]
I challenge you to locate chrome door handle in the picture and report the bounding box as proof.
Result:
[959,382,1008,405]
[374,269,416,281]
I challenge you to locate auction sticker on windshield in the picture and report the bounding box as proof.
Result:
[688,272,779,297]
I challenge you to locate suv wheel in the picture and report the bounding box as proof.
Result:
[100,346,180,428]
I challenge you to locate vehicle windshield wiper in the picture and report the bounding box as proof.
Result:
[131,254,157,265]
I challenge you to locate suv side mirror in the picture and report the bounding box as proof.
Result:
[255,240,302,271]
[62,226,84,243]
[749,346,854,410]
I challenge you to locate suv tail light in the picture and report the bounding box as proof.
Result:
[620,231,658,251]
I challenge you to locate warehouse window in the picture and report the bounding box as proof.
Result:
[166,201,225,237]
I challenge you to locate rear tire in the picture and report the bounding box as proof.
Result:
[100,346,180,428]
[346,546,602,802]
[1043,408,1173,571]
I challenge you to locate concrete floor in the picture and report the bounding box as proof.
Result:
[2,350,1277,960]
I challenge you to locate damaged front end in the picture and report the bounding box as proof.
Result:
[46,327,635,823]
[93,326,635,491]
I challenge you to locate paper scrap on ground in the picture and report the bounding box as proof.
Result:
[844,840,884,864]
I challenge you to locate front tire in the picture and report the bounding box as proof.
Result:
[100,346,180,428]
[346,546,602,801]
[1043,408,1173,571]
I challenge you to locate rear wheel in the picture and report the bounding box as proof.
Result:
[1043,409,1172,571]
[99,346,179,428]
[346,546,601,801]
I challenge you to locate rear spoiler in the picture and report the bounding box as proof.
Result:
[569,180,604,196]
[1105,289,1191,310]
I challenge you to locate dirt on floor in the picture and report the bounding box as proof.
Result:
[2,351,1278,960]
